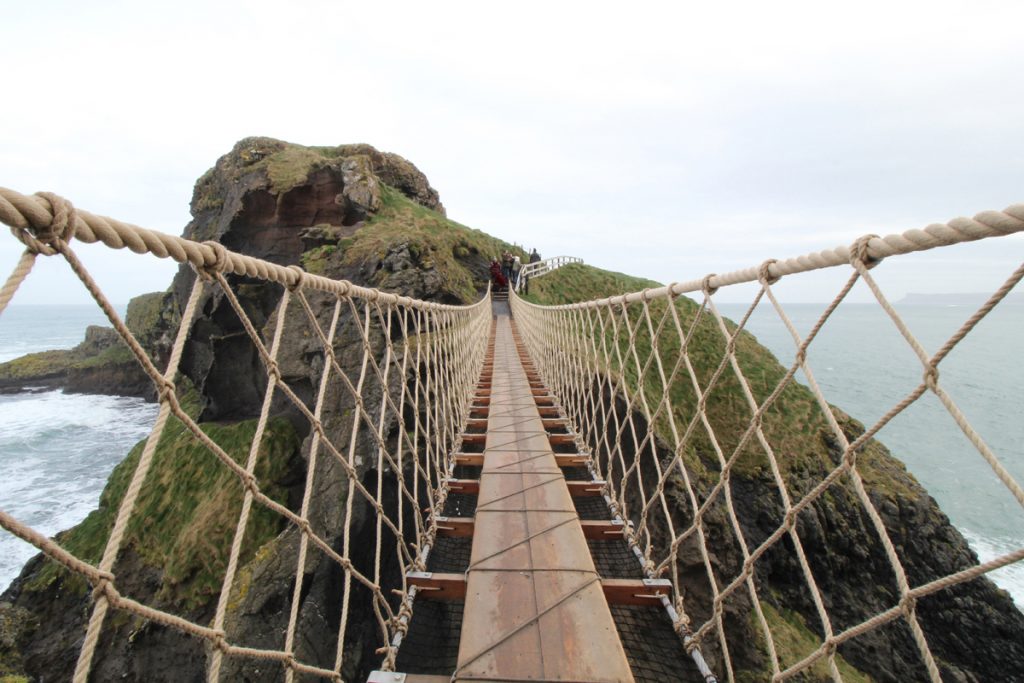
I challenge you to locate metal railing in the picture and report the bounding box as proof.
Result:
[515,255,583,291]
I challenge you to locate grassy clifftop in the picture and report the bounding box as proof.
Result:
[520,262,913,679]
[305,185,524,303]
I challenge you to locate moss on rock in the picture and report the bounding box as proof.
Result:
[24,405,301,613]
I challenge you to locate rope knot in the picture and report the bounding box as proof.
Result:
[10,192,77,255]
[850,234,882,270]
[34,192,77,245]
[899,594,918,613]
[156,378,176,404]
[242,472,259,495]
[286,265,306,291]
[212,630,230,653]
[201,241,229,276]
[90,573,118,605]
[701,274,719,297]
[923,364,940,390]
[266,361,282,384]
[758,259,780,285]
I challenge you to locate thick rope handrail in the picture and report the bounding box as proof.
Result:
[510,201,1023,681]
[0,186,478,311]
[2,186,1022,681]
[514,204,1024,309]
[0,188,492,681]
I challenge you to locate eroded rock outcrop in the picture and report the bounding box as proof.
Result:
[1,138,516,683]
[0,291,178,399]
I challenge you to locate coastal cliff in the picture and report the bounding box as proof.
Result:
[0,138,522,682]
[1,139,1021,682]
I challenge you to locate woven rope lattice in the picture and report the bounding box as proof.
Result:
[0,186,1022,681]
[0,189,490,681]
[511,205,1024,681]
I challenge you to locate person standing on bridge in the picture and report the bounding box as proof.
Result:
[529,248,541,264]
[489,258,508,290]
[511,255,522,289]
[500,250,513,282]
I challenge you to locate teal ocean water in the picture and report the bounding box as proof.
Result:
[718,301,1023,607]
[0,303,1020,609]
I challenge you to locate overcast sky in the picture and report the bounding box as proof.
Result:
[1,0,1022,305]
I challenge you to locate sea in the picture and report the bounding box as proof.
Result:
[0,303,1020,610]
[0,306,159,588]
[717,301,1023,608]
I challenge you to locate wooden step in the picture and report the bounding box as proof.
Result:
[408,571,671,607]
[436,516,622,540]
[460,433,486,446]
[433,516,476,537]
[453,452,589,469]
[567,480,606,497]
[446,478,480,494]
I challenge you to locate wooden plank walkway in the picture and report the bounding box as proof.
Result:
[454,311,634,682]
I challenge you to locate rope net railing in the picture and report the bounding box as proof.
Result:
[510,203,1024,682]
[0,188,491,681]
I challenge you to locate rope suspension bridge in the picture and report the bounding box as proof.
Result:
[0,186,1022,682]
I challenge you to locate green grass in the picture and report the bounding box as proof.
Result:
[342,185,524,303]
[301,244,339,275]
[756,602,872,682]
[261,145,334,193]
[521,262,661,304]
[26,389,301,613]
[523,263,921,491]
[0,344,134,382]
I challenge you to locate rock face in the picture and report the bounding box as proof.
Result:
[0,138,516,683]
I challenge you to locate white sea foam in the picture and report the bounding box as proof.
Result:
[0,390,158,588]
[960,528,1024,608]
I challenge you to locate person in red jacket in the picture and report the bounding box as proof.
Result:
[489,259,508,290]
